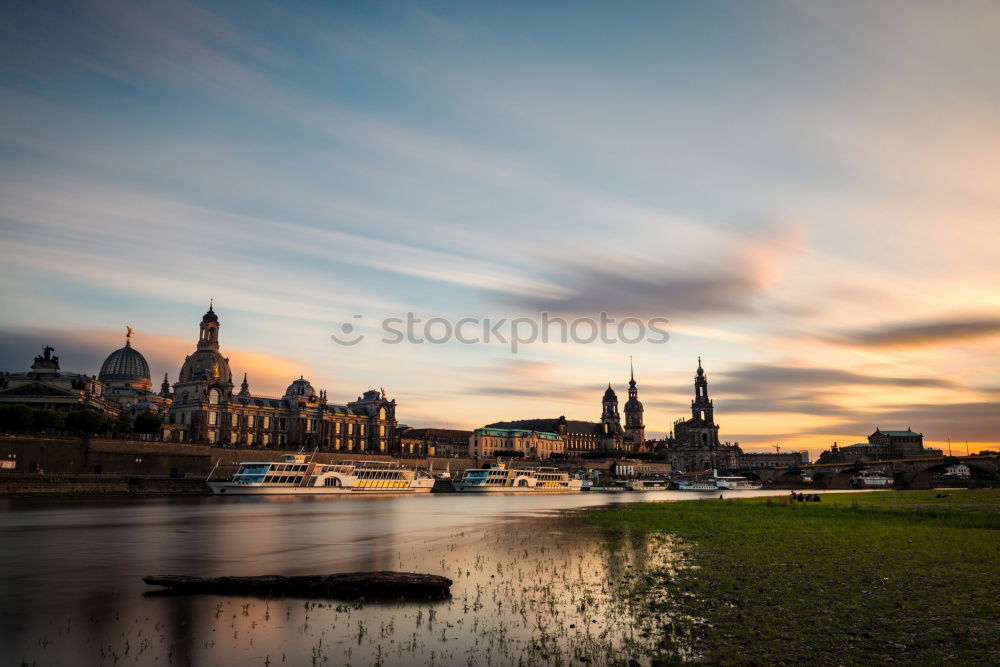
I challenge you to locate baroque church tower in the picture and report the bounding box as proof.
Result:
[170,303,234,443]
[691,356,716,431]
[685,356,720,446]
[600,384,623,441]
[623,358,645,450]
[667,358,741,472]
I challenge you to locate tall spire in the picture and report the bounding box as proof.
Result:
[238,372,251,397]
[623,356,643,448]
[692,357,714,424]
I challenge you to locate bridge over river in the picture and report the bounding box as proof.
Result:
[757,453,1000,489]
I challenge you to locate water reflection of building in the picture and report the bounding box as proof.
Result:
[166,305,398,451]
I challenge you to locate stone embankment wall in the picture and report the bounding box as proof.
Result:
[0,435,674,495]
[0,436,481,494]
[0,474,212,495]
[0,436,211,477]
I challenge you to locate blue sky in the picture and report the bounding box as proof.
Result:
[2,0,999,453]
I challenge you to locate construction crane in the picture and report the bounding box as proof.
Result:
[771,443,781,453]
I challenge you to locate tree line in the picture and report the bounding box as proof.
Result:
[0,404,162,436]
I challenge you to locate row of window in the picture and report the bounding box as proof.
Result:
[172,411,385,437]
[206,429,387,449]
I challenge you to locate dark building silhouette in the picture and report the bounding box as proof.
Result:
[666,358,741,472]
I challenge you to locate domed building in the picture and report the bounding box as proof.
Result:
[99,327,172,416]
[0,345,118,415]
[167,305,398,451]
[285,376,316,399]
[177,306,232,385]
[99,330,152,393]
[484,364,641,453]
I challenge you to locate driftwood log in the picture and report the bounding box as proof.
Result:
[143,571,452,600]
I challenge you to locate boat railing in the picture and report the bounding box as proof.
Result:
[339,460,402,469]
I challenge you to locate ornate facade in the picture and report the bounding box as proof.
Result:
[0,346,118,414]
[98,327,172,416]
[470,427,566,460]
[166,306,398,451]
[818,428,937,463]
[486,366,646,453]
[398,428,473,457]
[666,359,742,472]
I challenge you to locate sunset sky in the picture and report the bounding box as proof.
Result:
[2,1,998,456]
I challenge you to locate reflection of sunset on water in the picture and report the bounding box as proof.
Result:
[0,494,704,665]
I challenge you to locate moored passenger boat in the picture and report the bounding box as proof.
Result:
[207,454,434,495]
[452,463,583,493]
[715,475,763,490]
[850,469,893,488]
[674,478,719,491]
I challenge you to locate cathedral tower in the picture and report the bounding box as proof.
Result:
[683,357,720,448]
[691,356,714,425]
[623,358,645,450]
[600,383,622,442]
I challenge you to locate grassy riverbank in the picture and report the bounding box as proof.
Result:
[591,490,1000,665]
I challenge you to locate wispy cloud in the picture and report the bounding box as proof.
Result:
[713,364,957,393]
[1,1,999,452]
[829,317,1000,348]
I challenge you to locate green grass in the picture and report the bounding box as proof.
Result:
[590,490,1000,665]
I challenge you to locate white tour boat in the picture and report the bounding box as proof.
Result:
[207,454,434,495]
[850,469,893,488]
[452,463,583,493]
[715,475,763,491]
[674,478,720,491]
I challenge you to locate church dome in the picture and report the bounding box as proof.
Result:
[178,349,232,384]
[285,376,316,397]
[603,384,618,400]
[624,397,643,411]
[99,342,151,390]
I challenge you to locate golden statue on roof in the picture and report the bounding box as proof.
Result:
[126,326,134,344]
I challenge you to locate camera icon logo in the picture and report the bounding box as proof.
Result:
[330,315,364,346]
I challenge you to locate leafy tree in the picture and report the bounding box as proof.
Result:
[492,450,525,458]
[31,408,66,431]
[66,409,107,435]
[134,411,163,435]
[0,404,34,432]
[112,411,133,434]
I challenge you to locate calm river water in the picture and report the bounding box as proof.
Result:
[1,489,800,666]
